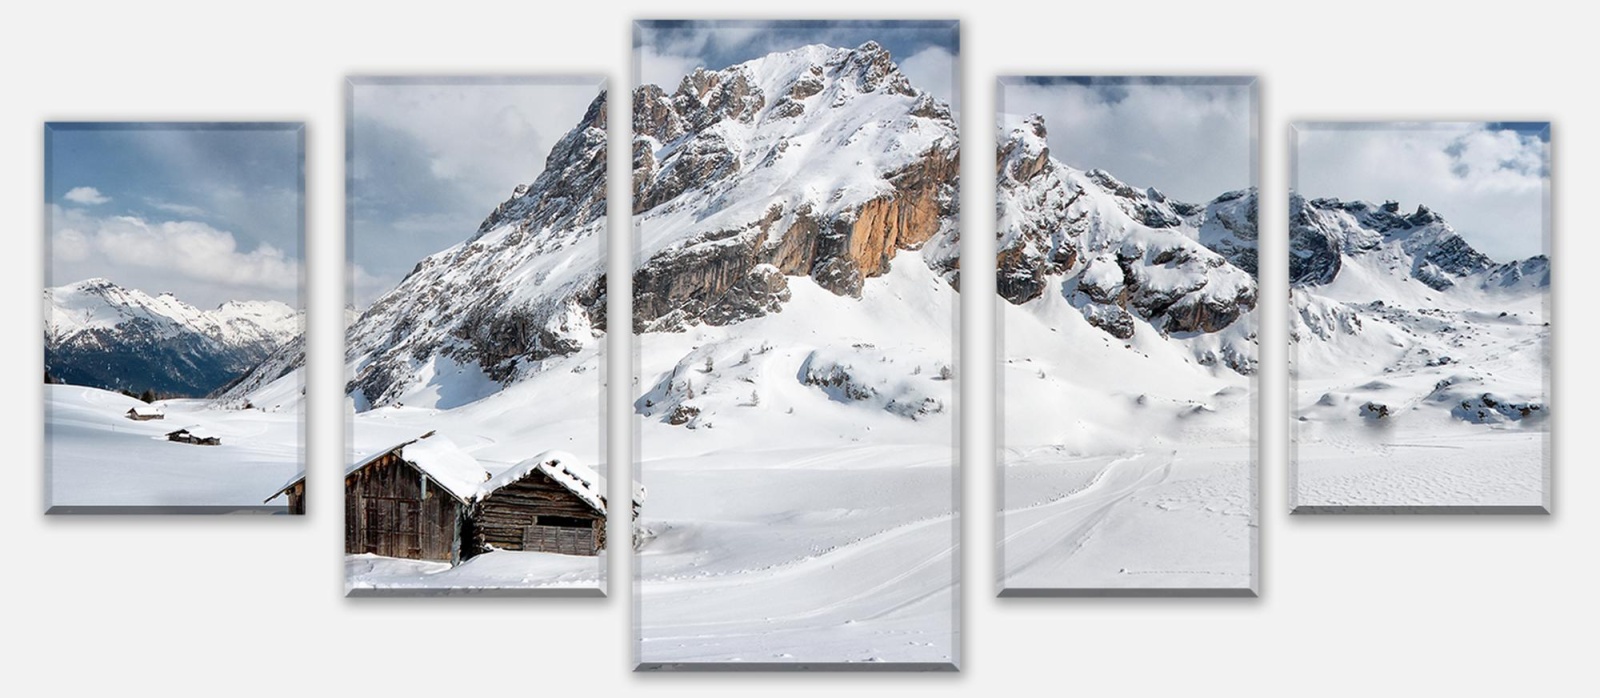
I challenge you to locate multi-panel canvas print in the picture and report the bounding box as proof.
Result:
[632,20,961,668]
[995,77,1259,595]
[44,122,306,514]
[339,77,615,594]
[1290,122,1552,513]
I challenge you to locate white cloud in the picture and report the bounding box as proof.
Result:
[50,206,298,305]
[63,186,110,205]
[1295,124,1548,261]
[352,81,601,202]
[896,46,957,113]
[999,80,1255,204]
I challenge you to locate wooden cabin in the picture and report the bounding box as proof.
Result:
[165,428,220,446]
[125,405,164,421]
[474,453,639,556]
[265,433,645,563]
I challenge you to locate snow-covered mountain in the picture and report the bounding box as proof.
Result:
[1290,194,1547,292]
[632,41,960,332]
[44,277,299,397]
[1290,192,1549,432]
[996,114,1258,373]
[341,92,608,410]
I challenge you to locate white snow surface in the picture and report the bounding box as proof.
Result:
[634,253,959,664]
[46,384,300,509]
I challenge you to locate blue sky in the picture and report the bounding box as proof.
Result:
[46,123,302,306]
[1294,122,1550,261]
[998,77,1256,204]
[635,20,959,112]
[347,78,604,306]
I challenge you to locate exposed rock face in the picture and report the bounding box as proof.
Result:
[995,114,1257,350]
[632,42,960,332]
[343,91,609,409]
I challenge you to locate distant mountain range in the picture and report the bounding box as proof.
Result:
[44,278,299,397]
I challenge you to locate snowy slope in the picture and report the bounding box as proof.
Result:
[994,113,1258,592]
[632,43,959,665]
[1289,194,1550,509]
[44,278,299,397]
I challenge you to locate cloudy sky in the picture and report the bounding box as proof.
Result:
[47,124,302,307]
[348,77,604,306]
[999,77,1255,204]
[1294,122,1550,262]
[635,20,959,113]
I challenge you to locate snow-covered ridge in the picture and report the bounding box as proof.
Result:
[46,277,297,346]
[342,91,609,410]
[632,41,960,330]
[995,113,1257,372]
[44,277,300,397]
[1289,193,1548,293]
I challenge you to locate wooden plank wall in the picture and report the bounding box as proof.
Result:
[344,452,462,562]
[473,471,605,556]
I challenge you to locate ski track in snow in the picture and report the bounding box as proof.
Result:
[1000,450,1172,579]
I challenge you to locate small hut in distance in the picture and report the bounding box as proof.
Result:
[166,427,220,446]
[126,405,164,421]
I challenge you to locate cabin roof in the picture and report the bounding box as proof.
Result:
[264,433,646,511]
[397,436,490,503]
[166,426,218,439]
[128,405,163,415]
[265,432,491,505]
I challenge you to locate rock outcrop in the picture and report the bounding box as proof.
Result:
[995,114,1257,345]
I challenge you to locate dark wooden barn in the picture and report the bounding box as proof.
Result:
[264,434,643,563]
[166,428,220,445]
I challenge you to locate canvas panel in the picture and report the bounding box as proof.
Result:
[632,19,962,669]
[1289,122,1552,514]
[995,77,1260,595]
[341,76,613,594]
[44,122,307,515]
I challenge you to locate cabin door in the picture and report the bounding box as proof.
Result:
[363,497,423,559]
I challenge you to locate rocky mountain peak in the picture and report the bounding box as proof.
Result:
[631,43,960,332]
[996,119,1257,370]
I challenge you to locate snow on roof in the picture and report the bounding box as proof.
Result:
[167,426,218,439]
[398,435,491,503]
[266,433,646,511]
[128,405,163,415]
[481,450,645,514]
